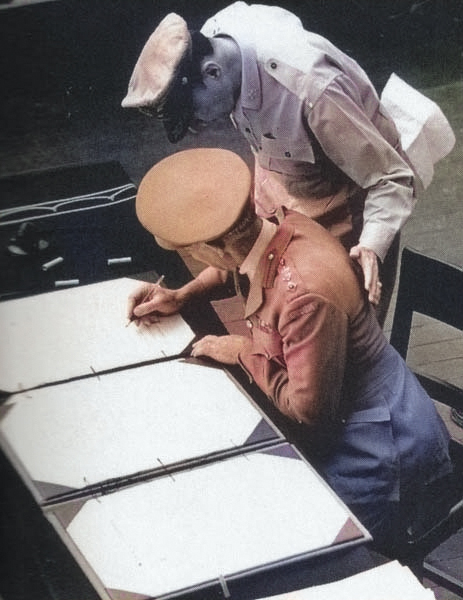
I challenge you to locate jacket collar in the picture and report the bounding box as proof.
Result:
[242,221,294,317]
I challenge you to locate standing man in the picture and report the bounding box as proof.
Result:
[128,148,452,554]
[122,3,419,324]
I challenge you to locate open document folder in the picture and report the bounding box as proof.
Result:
[47,443,370,600]
[256,560,435,600]
[0,359,281,504]
[0,277,195,392]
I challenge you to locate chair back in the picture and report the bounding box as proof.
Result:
[390,246,463,412]
[390,247,463,590]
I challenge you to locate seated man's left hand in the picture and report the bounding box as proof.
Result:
[349,245,382,306]
[191,334,251,365]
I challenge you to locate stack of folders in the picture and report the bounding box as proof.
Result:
[257,561,436,600]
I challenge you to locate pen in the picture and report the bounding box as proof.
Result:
[126,274,165,326]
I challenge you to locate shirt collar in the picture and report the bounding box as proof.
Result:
[237,42,262,111]
[213,31,261,112]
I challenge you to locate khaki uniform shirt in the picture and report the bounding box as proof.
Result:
[202,2,416,261]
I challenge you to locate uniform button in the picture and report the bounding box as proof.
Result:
[308,101,313,109]
[268,253,275,261]
[270,61,277,69]
[245,127,251,133]
[284,151,291,158]
[246,319,253,329]
[288,282,296,290]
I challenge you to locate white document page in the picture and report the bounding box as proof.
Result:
[0,360,278,499]
[256,560,435,600]
[57,448,361,599]
[0,278,195,392]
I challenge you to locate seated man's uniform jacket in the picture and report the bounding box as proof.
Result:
[201,2,416,261]
[238,210,451,531]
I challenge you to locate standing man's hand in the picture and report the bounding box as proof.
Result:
[349,245,382,306]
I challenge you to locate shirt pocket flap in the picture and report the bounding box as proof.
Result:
[260,136,315,164]
[251,326,282,360]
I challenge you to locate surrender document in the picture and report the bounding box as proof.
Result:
[0,278,195,392]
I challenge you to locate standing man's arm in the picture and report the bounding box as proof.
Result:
[307,78,416,297]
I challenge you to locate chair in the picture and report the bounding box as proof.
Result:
[390,246,463,595]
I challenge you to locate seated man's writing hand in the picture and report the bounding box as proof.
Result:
[349,245,382,306]
[127,282,184,326]
[191,335,251,365]
[127,268,226,327]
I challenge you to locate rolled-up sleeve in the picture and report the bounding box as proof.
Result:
[239,294,348,425]
[308,78,416,261]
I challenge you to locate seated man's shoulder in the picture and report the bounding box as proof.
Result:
[283,212,363,308]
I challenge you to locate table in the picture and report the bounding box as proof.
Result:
[0,162,379,600]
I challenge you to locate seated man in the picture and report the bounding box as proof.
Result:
[128,147,452,555]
